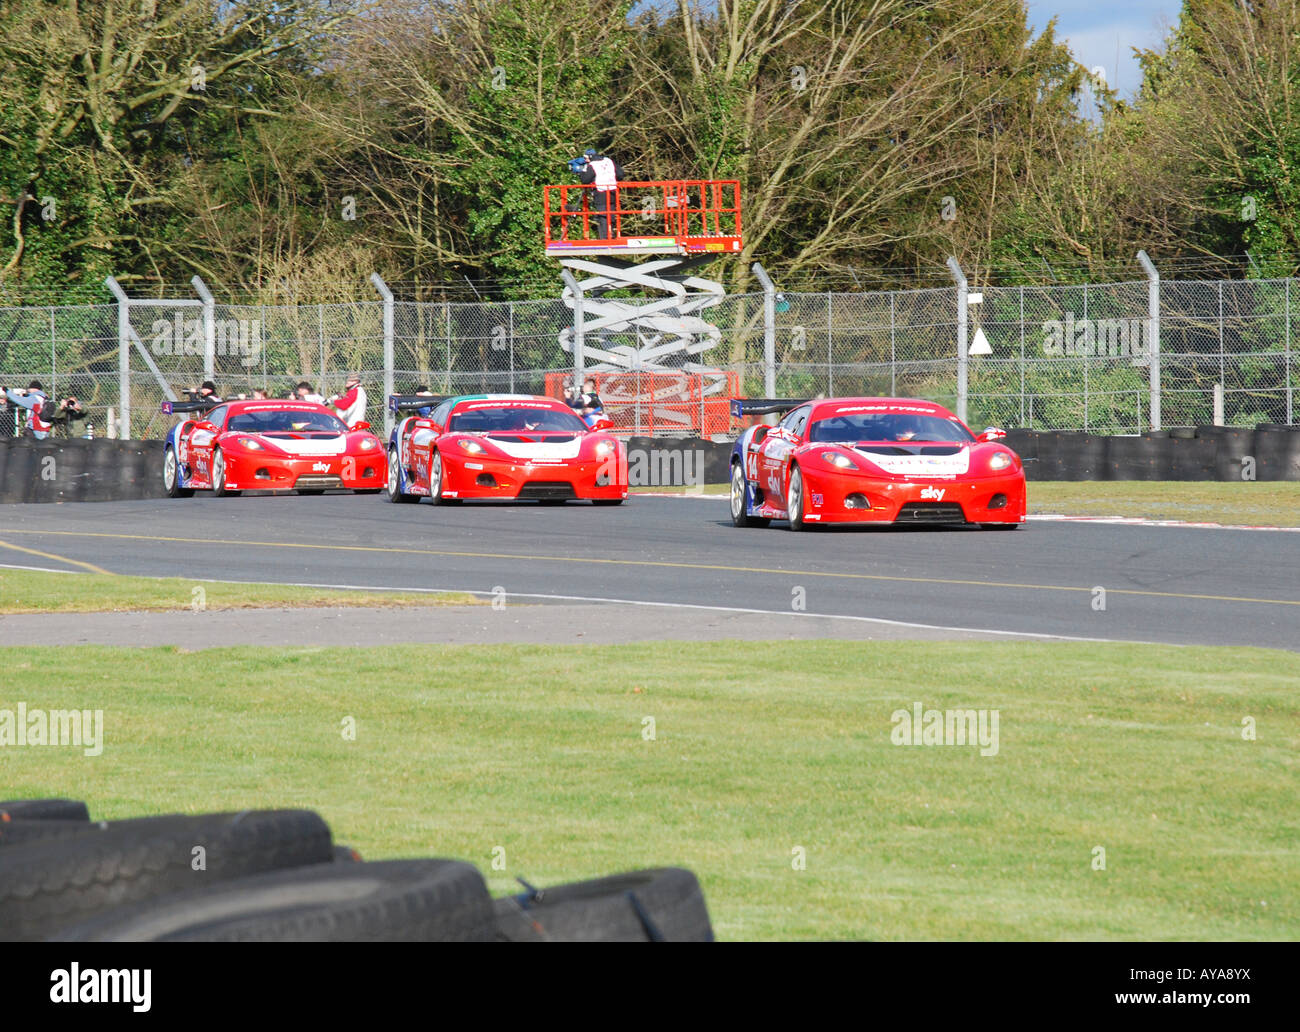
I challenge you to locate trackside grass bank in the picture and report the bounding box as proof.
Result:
[0,569,477,614]
[632,481,1300,526]
[2,642,1296,940]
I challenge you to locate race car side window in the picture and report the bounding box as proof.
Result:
[204,405,229,429]
[781,406,811,440]
[431,402,452,428]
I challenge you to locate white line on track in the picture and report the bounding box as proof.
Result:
[187,576,1163,646]
[0,563,83,575]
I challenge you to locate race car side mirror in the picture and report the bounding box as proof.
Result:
[591,417,614,431]
[351,421,372,432]
[977,427,1007,442]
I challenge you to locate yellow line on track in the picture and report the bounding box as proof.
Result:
[0,526,1296,608]
[0,538,111,576]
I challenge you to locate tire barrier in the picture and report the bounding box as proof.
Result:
[0,798,716,942]
[0,439,166,503]
[4,429,1297,499]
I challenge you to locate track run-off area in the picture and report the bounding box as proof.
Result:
[0,492,1297,650]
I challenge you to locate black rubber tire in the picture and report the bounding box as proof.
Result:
[730,461,770,528]
[53,860,495,942]
[591,498,624,506]
[387,446,418,502]
[785,464,808,531]
[0,819,108,849]
[210,447,241,497]
[0,809,332,940]
[0,798,90,822]
[980,523,1020,530]
[428,450,452,505]
[495,867,713,942]
[162,447,193,498]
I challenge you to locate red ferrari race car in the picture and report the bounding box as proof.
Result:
[161,398,387,497]
[729,397,1025,530]
[385,393,628,504]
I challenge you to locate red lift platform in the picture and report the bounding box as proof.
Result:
[544,180,742,257]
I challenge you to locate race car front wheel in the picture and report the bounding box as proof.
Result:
[429,450,458,505]
[786,465,808,531]
[163,447,193,498]
[730,462,769,528]
[211,447,241,498]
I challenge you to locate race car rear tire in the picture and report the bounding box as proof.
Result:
[0,798,90,822]
[730,462,769,528]
[210,447,241,498]
[494,867,713,942]
[163,447,193,498]
[52,859,495,943]
[0,809,333,940]
[785,465,808,531]
[980,523,1020,530]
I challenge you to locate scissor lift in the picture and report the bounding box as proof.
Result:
[543,180,742,435]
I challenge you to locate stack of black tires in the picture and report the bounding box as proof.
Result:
[0,799,713,942]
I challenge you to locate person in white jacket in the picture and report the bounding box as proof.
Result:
[329,374,367,426]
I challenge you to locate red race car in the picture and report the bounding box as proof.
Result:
[385,393,627,504]
[161,398,387,497]
[729,397,1026,530]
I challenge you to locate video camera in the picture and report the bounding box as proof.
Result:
[566,156,589,175]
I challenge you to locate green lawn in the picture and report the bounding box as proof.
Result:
[634,481,1300,526]
[3,641,1296,940]
[0,569,477,614]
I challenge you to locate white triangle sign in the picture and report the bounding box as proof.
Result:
[969,326,992,356]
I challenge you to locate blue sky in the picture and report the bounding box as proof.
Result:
[1026,0,1180,96]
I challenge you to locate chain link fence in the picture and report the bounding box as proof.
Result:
[2,274,1295,439]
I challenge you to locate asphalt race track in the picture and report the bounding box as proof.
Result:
[1,492,1297,650]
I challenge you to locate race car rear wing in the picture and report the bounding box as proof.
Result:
[389,394,449,414]
[730,398,808,419]
[161,399,218,415]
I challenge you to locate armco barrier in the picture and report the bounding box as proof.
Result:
[0,439,165,504]
[2,428,1297,502]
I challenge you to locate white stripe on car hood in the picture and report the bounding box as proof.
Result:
[487,439,582,460]
[255,435,348,456]
[853,447,970,476]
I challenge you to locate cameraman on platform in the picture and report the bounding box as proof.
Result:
[569,147,624,240]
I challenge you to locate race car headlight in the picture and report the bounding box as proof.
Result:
[237,437,264,450]
[594,439,615,457]
[458,439,485,454]
[358,438,377,451]
[988,451,1014,471]
[820,451,859,470]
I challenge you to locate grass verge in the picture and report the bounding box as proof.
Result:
[0,569,478,614]
[4,641,1295,940]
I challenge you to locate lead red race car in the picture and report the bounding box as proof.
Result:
[729,396,1026,529]
[385,393,628,504]
[161,398,387,496]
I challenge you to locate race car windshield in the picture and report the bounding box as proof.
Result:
[449,406,588,433]
[227,409,348,435]
[809,413,974,444]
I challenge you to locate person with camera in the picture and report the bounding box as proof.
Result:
[328,373,367,427]
[291,381,326,404]
[183,380,222,406]
[3,381,54,439]
[570,147,625,240]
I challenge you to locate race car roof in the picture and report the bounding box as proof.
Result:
[450,394,572,411]
[808,398,954,420]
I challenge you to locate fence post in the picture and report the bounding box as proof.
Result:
[318,304,326,388]
[561,270,585,383]
[751,262,776,397]
[826,290,833,396]
[508,301,515,393]
[370,273,395,435]
[192,276,215,382]
[890,292,896,396]
[946,256,968,423]
[444,301,452,393]
[1287,279,1293,424]
[105,276,131,439]
[1019,285,1025,427]
[1137,250,1161,430]
[49,307,56,398]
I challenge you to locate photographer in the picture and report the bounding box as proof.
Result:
[3,381,53,439]
[183,380,222,406]
[569,147,624,240]
[44,395,88,437]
